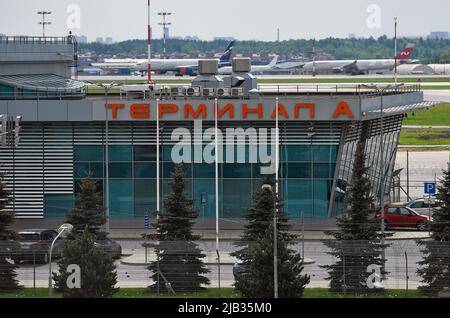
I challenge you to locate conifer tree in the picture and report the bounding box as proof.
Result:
[147,164,209,294]
[53,227,118,298]
[0,170,19,291]
[232,176,310,298]
[322,142,388,293]
[417,165,450,295]
[66,172,107,239]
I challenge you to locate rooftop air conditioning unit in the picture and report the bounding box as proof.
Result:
[231,87,244,97]
[170,86,185,97]
[185,86,200,97]
[202,88,215,97]
[216,88,230,97]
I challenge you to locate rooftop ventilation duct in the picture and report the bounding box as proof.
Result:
[232,57,251,73]
[198,59,219,75]
[192,59,224,92]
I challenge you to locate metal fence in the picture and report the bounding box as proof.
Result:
[1,238,449,297]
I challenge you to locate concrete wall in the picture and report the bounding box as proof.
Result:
[0,42,75,77]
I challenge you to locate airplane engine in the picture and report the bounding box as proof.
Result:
[177,67,196,77]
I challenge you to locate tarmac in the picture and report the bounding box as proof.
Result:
[120,250,315,266]
[108,228,431,241]
[111,229,430,266]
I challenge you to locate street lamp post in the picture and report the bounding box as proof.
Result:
[158,12,172,59]
[362,83,404,276]
[37,11,51,37]
[214,98,220,291]
[48,224,73,298]
[87,81,121,234]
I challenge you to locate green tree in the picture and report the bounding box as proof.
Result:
[0,170,20,292]
[232,176,310,298]
[66,172,107,239]
[322,142,389,294]
[79,37,450,61]
[146,164,209,294]
[53,227,118,298]
[417,165,450,296]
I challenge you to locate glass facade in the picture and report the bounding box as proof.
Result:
[331,115,403,216]
[2,118,404,221]
[72,143,338,220]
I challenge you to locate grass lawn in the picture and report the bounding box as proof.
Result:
[84,77,450,85]
[257,77,450,84]
[0,288,426,298]
[402,103,450,126]
[400,128,450,145]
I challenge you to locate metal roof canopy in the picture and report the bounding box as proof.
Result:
[369,101,440,115]
[0,74,85,93]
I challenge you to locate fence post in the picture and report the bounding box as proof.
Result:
[342,244,346,295]
[216,250,221,297]
[405,251,409,292]
[145,237,148,264]
[301,211,305,261]
[33,252,36,294]
[157,251,160,295]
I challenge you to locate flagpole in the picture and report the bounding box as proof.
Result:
[147,0,152,84]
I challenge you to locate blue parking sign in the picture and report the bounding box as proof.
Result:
[424,182,436,194]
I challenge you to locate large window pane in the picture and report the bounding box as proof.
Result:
[193,179,216,219]
[284,180,313,218]
[223,179,252,218]
[134,162,156,178]
[314,180,331,219]
[193,163,217,178]
[109,163,132,178]
[74,145,103,162]
[134,179,156,217]
[109,145,132,161]
[313,163,336,179]
[312,145,338,162]
[134,145,157,161]
[44,194,74,217]
[282,163,312,179]
[109,179,133,217]
[74,162,89,179]
[223,164,252,178]
[282,145,311,161]
[89,163,104,179]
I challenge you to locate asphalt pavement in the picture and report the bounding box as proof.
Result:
[15,239,426,290]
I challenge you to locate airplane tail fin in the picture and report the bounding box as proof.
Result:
[395,45,414,60]
[219,41,235,63]
[268,55,279,67]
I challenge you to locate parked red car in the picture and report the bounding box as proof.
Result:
[375,205,431,231]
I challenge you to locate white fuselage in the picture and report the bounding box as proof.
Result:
[218,64,274,75]
[92,58,201,72]
[136,59,200,71]
[302,59,409,73]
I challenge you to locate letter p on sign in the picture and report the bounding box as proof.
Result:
[424,182,436,195]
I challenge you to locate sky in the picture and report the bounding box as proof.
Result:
[1,0,450,42]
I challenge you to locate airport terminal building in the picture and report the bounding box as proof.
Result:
[0,36,433,229]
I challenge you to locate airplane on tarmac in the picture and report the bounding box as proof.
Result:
[91,41,235,76]
[218,55,279,75]
[302,45,418,75]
